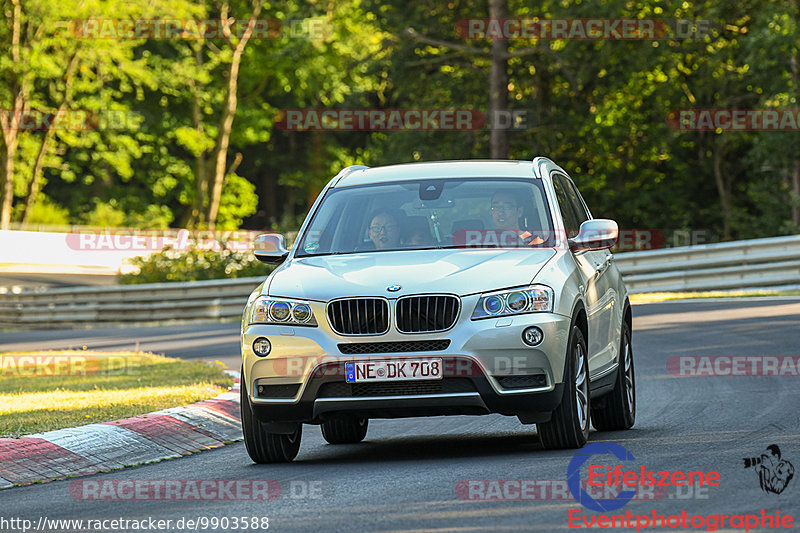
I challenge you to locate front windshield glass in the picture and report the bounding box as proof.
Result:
[296,178,554,257]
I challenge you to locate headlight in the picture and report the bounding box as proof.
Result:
[471,285,553,320]
[250,296,318,326]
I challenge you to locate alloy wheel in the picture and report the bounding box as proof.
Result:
[575,343,588,430]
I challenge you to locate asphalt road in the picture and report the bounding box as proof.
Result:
[0,272,118,291]
[2,299,799,532]
[0,322,242,369]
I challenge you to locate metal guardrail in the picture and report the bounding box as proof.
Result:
[615,234,800,293]
[1,235,798,328]
[0,277,263,328]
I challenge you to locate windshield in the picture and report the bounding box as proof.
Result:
[296,178,554,257]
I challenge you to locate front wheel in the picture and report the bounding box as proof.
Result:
[538,325,590,449]
[591,320,636,431]
[241,370,302,463]
[321,417,368,444]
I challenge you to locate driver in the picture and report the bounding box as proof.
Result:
[368,211,401,250]
[490,191,544,246]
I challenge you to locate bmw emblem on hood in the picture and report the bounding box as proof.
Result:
[386,285,402,292]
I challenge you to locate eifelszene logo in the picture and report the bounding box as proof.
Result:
[567,442,721,512]
[568,442,637,512]
[744,445,795,495]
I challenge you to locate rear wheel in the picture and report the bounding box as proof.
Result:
[321,417,368,444]
[538,326,590,449]
[241,370,302,463]
[591,320,636,431]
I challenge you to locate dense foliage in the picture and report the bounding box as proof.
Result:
[118,246,272,284]
[1,0,798,242]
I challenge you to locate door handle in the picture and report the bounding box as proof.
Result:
[595,254,612,277]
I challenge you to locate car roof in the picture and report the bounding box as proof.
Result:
[334,160,541,187]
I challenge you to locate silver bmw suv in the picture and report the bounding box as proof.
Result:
[240,158,635,463]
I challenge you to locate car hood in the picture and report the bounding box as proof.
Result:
[266,249,556,301]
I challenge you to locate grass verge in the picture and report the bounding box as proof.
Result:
[0,351,233,438]
[630,289,800,304]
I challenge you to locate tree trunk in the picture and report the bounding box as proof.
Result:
[402,0,517,159]
[21,52,81,224]
[0,133,17,230]
[488,0,509,159]
[790,54,800,228]
[306,131,325,210]
[0,0,23,230]
[206,2,263,229]
[792,159,800,228]
[713,144,732,240]
[262,171,276,225]
[188,49,207,227]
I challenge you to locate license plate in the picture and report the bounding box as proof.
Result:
[345,359,443,383]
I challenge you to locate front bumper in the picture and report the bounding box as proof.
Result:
[242,299,571,424]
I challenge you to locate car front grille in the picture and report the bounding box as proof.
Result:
[395,295,460,333]
[317,378,476,398]
[338,340,451,355]
[327,298,389,335]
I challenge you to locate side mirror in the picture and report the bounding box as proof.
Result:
[568,219,618,251]
[254,233,289,264]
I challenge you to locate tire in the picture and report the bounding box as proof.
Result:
[591,320,636,431]
[321,417,368,444]
[240,370,302,463]
[538,325,590,449]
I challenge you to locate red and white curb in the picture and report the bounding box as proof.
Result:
[0,371,242,489]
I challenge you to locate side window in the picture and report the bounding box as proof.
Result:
[551,174,580,238]
[562,177,591,226]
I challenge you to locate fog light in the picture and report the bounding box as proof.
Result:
[253,337,272,357]
[522,326,543,346]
